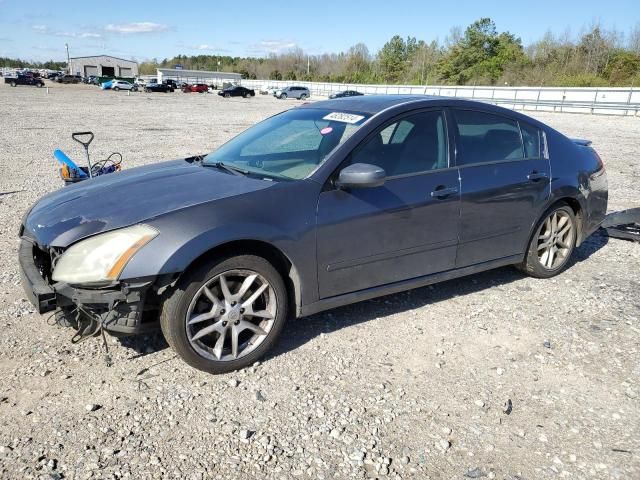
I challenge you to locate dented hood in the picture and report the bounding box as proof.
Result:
[23,159,273,248]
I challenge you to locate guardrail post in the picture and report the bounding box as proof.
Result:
[591,89,598,114]
[535,87,541,111]
[560,90,566,113]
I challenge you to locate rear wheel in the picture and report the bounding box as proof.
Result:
[518,203,577,278]
[160,255,288,374]
[300,93,308,100]
[10,81,16,87]
[224,93,230,98]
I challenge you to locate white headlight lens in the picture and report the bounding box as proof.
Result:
[52,224,158,285]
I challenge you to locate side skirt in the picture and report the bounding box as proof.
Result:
[298,254,523,318]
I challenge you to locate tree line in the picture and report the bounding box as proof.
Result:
[4,18,640,87]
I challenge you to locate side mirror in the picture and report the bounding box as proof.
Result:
[336,163,386,189]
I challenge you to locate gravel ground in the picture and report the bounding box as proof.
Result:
[0,83,638,479]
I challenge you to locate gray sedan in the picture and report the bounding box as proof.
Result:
[19,95,607,373]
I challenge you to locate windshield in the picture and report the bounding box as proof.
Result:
[203,108,369,180]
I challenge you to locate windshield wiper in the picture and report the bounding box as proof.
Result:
[205,161,248,176]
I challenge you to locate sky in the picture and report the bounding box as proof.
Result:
[0,0,638,62]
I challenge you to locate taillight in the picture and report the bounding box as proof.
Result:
[592,149,604,170]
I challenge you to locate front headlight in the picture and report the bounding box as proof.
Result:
[52,224,158,286]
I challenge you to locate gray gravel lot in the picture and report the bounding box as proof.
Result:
[0,83,638,479]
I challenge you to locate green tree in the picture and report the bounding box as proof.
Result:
[438,18,525,84]
[378,35,408,83]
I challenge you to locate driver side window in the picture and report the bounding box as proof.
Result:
[349,110,448,177]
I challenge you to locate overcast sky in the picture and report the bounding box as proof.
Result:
[0,0,638,61]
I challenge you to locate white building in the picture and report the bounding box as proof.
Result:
[157,68,242,86]
[68,55,139,78]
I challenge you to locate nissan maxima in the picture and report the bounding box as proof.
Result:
[19,96,608,373]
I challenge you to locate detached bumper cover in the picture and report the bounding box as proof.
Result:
[18,239,155,335]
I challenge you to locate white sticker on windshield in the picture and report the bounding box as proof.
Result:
[323,112,365,124]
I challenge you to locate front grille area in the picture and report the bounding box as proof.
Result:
[31,244,53,284]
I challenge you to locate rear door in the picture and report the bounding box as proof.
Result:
[316,109,460,298]
[452,108,550,266]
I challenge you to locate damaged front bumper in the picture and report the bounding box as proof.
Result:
[18,238,158,335]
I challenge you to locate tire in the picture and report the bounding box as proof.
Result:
[280,93,287,99]
[10,81,16,87]
[243,92,249,98]
[224,93,230,98]
[300,94,307,100]
[37,82,43,88]
[518,203,577,278]
[113,86,120,91]
[160,254,289,374]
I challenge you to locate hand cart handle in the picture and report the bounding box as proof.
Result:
[71,132,94,148]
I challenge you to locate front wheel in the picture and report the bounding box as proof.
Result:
[10,81,16,87]
[160,255,289,374]
[113,86,120,91]
[518,203,577,278]
[224,93,230,98]
[280,93,287,99]
[300,93,308,100]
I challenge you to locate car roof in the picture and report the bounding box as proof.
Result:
[299,94,547,124]
[300,95,438,114]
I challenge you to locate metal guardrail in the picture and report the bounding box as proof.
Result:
[241,79,640,116]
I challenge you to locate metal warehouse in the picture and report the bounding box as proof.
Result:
[68,55,139,78]
[157,68,242,85]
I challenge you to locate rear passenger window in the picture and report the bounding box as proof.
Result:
[520,122,541,158]
[453,110,524,165]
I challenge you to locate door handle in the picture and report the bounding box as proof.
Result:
[430,186,458,198]
[527,171,548,181]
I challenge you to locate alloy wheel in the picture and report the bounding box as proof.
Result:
[536,210,575,270]
[186,269,276,361]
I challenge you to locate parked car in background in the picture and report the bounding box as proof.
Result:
[274,86,310,100]
[17,96,608,374]
[183,83,210,93]
[259,84,279,95]
[144,82,174,93]
[329,90,364,99]
[111,80,137,91]
[56,75,82,84]
[5,74,45,88]
[218,86,255,98]
[134,77,156,88]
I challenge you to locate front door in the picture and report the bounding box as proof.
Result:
[316,109,461,299]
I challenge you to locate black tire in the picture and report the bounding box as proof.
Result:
[300,93,307,100]
[243,92,249,98]
[518,202,577,278]
[224,93,230,98]
[37,82,43,88]
[160,254,289,374]
[280,93,287,99]
[113,86,120,91]
[10,81,16,87]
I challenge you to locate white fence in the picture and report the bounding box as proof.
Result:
[241,79,640,116]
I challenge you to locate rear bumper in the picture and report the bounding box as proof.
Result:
[18,238,157,335]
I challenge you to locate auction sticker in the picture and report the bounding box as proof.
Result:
[323,112,366,124]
